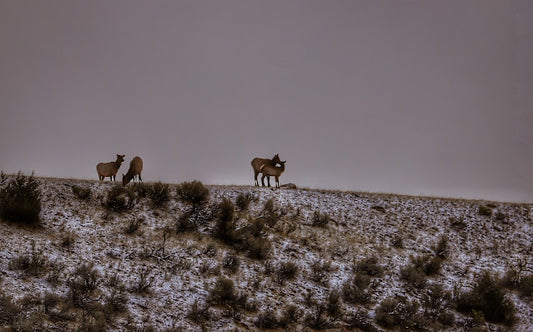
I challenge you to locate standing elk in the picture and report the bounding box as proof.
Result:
[259,160,286,188]
[96,154,125,181]
[122,156,143,186]
[251,154,282,186]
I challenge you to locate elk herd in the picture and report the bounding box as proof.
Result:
[96,154,286,188]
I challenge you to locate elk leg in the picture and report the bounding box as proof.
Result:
[139,174,142,183]
[254,171,259,186]
[261,174,266,187]
[267,176,271,187]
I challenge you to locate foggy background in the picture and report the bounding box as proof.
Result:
[1,0,532,202]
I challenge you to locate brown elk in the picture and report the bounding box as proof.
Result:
[96,154,125,181]
[122,156,143,186]
[259,160,286,188]
[251,154,282,186]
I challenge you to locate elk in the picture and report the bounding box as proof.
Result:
[259,160,286,188]
[251,154,282,186]
[122,156,143,186]
[96,154,125,181]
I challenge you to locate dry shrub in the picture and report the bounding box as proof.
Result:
[72,185,92,201]
[342,273,372,304]
[375,296,426,330]
[235,192,255,211]
[176,180,209,210]
[103,185,136,212]
[9,244,48,277]
[274,261,299,286]
[0,172,41,224]
[304,291,344,329]
[356,256,384,277]
[147,182,170,208]
[311,210,330,227]
[456,272,515,325]
[187,300,211,325]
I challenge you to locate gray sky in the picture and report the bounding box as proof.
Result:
[1,0,532,202]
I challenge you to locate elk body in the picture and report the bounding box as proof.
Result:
[122,156,143,186]
[96,154,125,181]
[259,160,286,188]
[251,154,281,186]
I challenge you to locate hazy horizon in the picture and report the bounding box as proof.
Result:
[1,1,532,203]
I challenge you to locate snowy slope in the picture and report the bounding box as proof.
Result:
[0,177,531,331]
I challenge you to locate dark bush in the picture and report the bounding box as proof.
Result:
[432,235,449,259]
[495,211,506,221]
[71,185,91,201]
[392,234,404,248]
[132,182,150,198]
[375,296,426,330]
[517,275,533,298]
[187,300,211,325]
[67,263,100,309]
[311,211,330,227]
[9,245,48,277]
[0,292,22,325]
[259,198,285,227]
[449,216,466,229]
[406,255,442,280]
[254,309,279,329]
[60,232,76,248]
[103,185,136,212]
[235,192,254,211]
[243,235,271,260]
[356,256,384,278]
[400,264,427,289]
[279,304,302,327]
[222,252,240,273]
[456,272,515,325]
[310,259,333,285]
[478,205,492,217]
[208,277,237,306]
[342,273,371,304]
[326,291,343,321]
[423,256,443,276]
[274,261,299,286]
[246,218,265,238]
[0,172,41,224]
[70,263,100,293]
[147,182,170,208]
[214,198,237,244]
[345,309,378,331]
[175,211,197,233]
[105,288,128,314]
[124,218,143,235]
[131,268,153,294]
[422,283,454,326]
[176,180,209,210]
[304,291,343,329]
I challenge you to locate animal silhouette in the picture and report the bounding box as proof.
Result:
[251,154,282,186]
[96,154,125,181]
[259,160,286,188]
[122,156,143,186]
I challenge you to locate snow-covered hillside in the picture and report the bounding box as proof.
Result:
[0,177,531,331]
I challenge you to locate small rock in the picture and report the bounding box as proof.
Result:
[281,183,297,189]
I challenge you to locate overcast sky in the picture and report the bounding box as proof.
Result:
[1,0,532,202]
